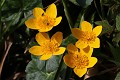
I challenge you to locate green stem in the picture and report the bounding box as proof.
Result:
[62,0,73,29]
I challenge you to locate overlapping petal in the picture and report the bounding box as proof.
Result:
[75,40,88,49]
[67,43,78,54]
[53,47,66,55]
[63,54,75,68]
[36,32,50,45]
[72,28,82,39]
[89,38,100,48]
[51,32,63,46]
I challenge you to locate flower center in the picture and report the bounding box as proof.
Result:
[38,14,55,29]
[80,31,96,43]
[74,54,89,69]
[41,40,59,54]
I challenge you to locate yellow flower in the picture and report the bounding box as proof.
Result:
[72,21,102,49]
[29,32,66,60]
[25,3,62,32]
[63,44,97,77]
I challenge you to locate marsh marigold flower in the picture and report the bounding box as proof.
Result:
[63,44,97,77]
[72,21,102,49]
[25,3,62,32]
[29,32,66,60]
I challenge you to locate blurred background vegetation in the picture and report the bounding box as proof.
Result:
[1,0,120,80]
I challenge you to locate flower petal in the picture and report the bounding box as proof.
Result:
[51,32,63,46]
[46,3,57,18]
[33,7,44,18]
[40,54,52,60]
[29,46,43,55]
[72,28,82,39]
[82,46,93,57]
[75,40,88,49]
[25,18,39,29]
[63,54,75,68]
[67,43,78,54]
[38,26,53,32]
[53,47,66,55]
[81,21,92,31]
[89,38,100,48]
[93,26,102,36]
[36,32,50,45]
[87,57,97,68]
[54,16,62,26]
[74,67,87,77]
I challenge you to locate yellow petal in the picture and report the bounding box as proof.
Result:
[75,40,88,49]
[38,26,53,32]
[89,38,100,48]
[63,54,75,68]
[54,16,62,26]
[72,28,82,39]
[25,18,39,29]
[53,47,66,55]
[36,32,50,45]
[33,7,44,18]
[93,26,102,36]
[51,32,63,46]
[82,46,93,57]
[74,67,87,77]
[40,54,52,60]
[46,3,57,18]
[29,46,43,55]
[81,21,92,31]
[87,57,97,68]
[67,43,78,54]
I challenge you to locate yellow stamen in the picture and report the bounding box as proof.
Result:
[74,55,89,69]
[79,31,96,43]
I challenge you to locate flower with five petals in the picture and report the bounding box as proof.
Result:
[72,21,102,49]
[25,3,62,32]
[63,44,97,77]
[29,32,66,60]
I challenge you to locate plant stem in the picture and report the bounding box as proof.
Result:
[0,37,13,79]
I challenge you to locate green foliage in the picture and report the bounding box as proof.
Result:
[116,13,120,31]
[95,20,113,35]
[26,55,61,80]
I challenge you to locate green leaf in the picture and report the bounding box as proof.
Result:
[26,71,47,80]
[112,32,120,47]
[25,57,45,74]
[68,0,79,6]
[76,0,93,8]
[115,72,120,80]
[95,20,113,35]
[107,42,120,66]
[46,56,60,73]
[116,14,120,31]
